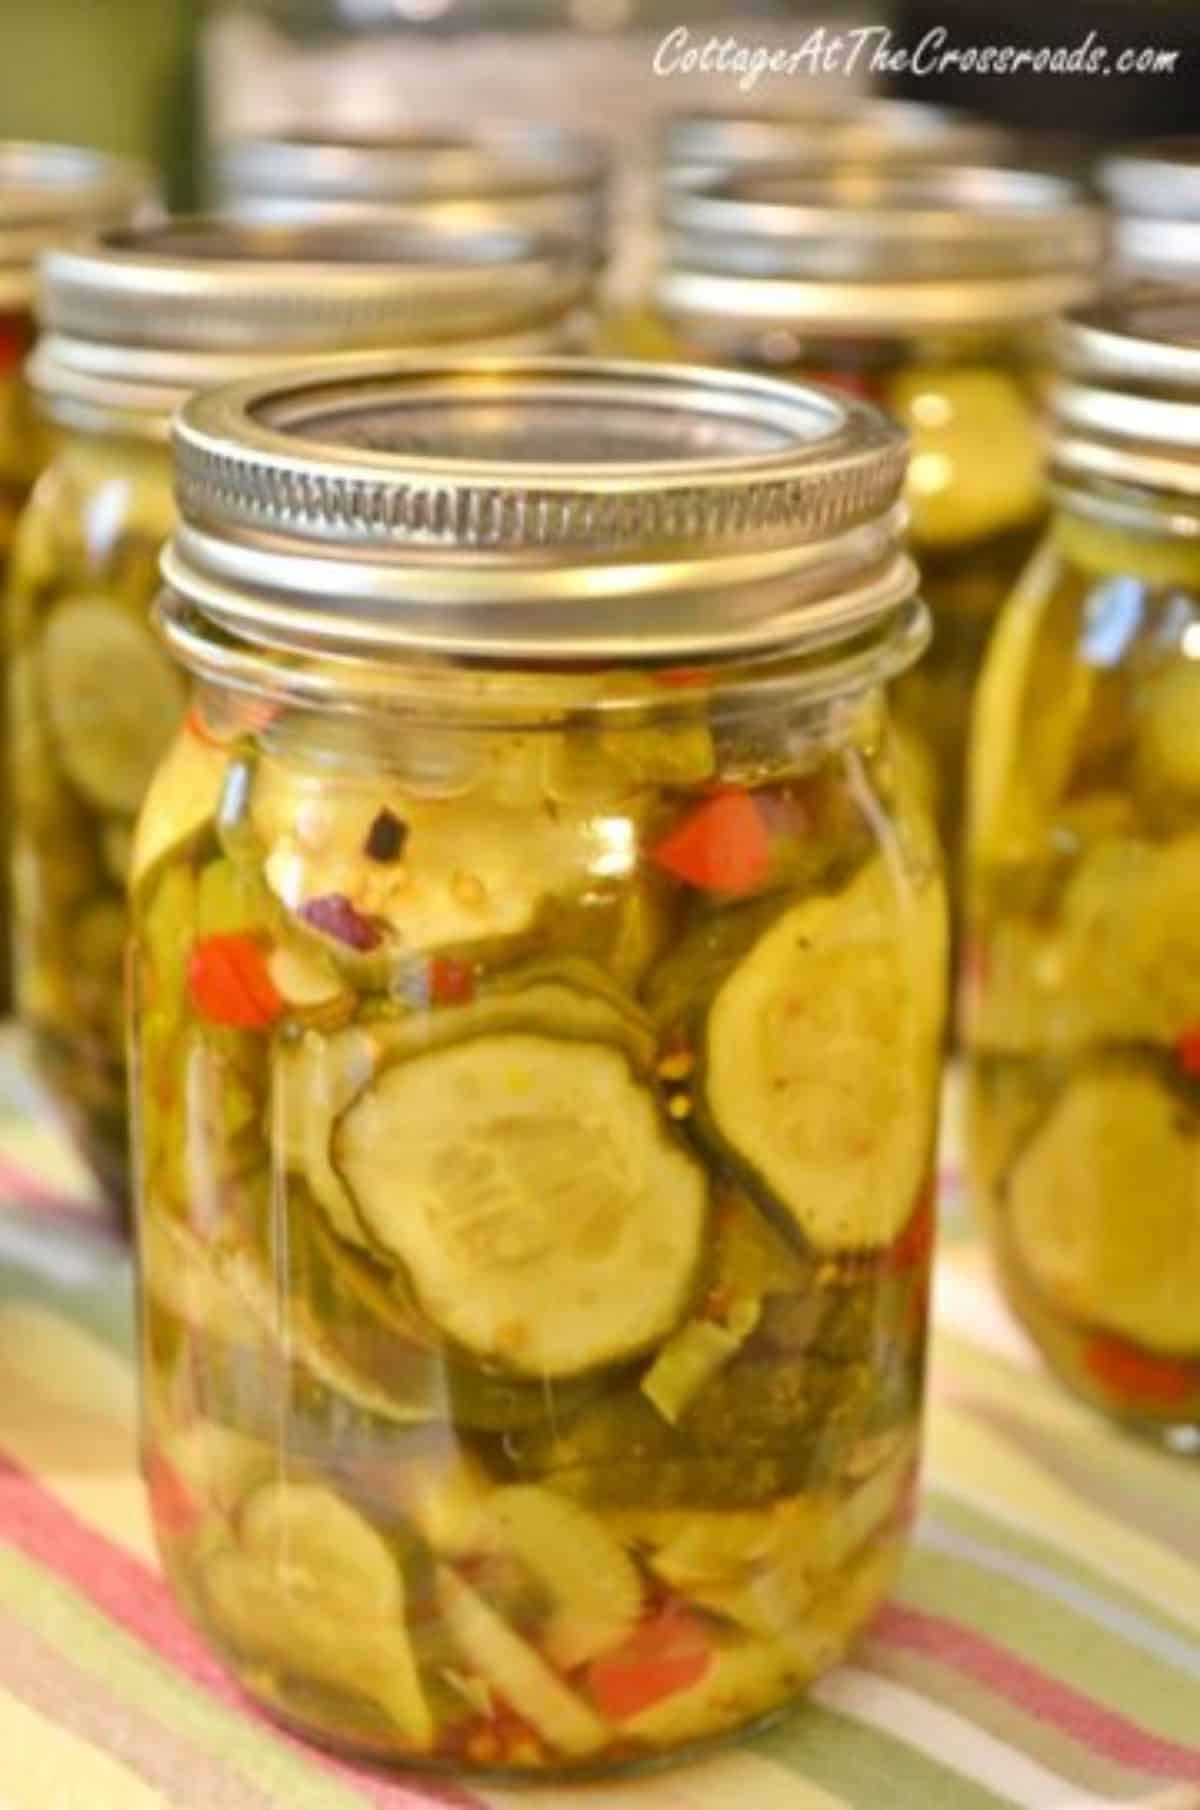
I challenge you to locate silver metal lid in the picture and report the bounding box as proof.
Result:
[30,218,592,434]
[659,164,1104,337]
[661,102,1012,190]
[165,356,916,666]
[215,124,610,256]
[1101,140,1200,281]
[1051,292,1200,501]
[0,141,151,309]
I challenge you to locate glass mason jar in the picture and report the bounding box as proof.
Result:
[215,124,610,263]
[133,358,946,1777]
[964,294,1200,1449]
[9,218,593,1210]
[631,165,1104,889]
[0,141,150,1005]
[1100,138,1200,285]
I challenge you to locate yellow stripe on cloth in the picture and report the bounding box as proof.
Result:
[931,1403,1200,1631]
[479,1749,854,1810]
[0,1302,154,1566]
[0,1686,172,1810]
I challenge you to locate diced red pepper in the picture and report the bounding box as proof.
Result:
[187,933,283,1029]
[1174,1025,1200,1079]
[651,789,771,897]
[1083,1334,1198,1409]
[886,1184,937,1274]
[807,368,884,404]
[429,956,475,1006]
[654,666,708,690]
[146,1452,202,1540]
[588,1606,714,1720]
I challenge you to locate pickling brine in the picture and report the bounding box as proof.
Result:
[965,295,1200,1447]
[132,358,945,1775]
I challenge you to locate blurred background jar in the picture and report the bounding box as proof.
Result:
[963,292,1200,1448]
[1100,138,1200,284]
[0,143,150,1015]
[8,215,593,1211]
[641,163,1105,892]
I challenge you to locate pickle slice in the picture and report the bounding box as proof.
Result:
[334,1031,708,1377]
[435,1566,610,1759]
[467,1486,642,1671]
[886,366,1042,550]
[132,722,229,890]
[239,1482,402,1618]
[42,595,184,814]
[701,861,945,1251]
[203,1545,433,1747]
[1008,1067,1200,1355]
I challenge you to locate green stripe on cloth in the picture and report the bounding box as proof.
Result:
[749,1694,1018,1810]
[896,1547,1200,1745]
[0,1209,133,1355]
[922,1491,1200,1669]
[0,1543,371,1810]
[859,1643,1149,1803]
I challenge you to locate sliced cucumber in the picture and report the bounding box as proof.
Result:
[334,1030,707,1377]
[700,860,945,1252]
[204,1546,433,1748]
[240,1482,402,1618]
[886,365,1042,550]
[43,594,184,814]
[467,1485,642,1672]
[132,724,229,891]
[435,1566,610,1758]
[251,752,619,955]
[271,1027,379,1247]
[1008,1067,1200,1355]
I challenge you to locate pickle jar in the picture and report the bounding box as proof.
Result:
[9,218,593,1209]
[0,142,150,1003]
[640,164,1104,881]
[964,293,1200,1449]
[216,124,610,263]
[1100,138,1200,285]
[134,358,946,1777]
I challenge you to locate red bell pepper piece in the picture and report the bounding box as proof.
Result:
[588,1606,714,1720]
[187,933,283,1030]
[886,1184,937,1274]
[1083,1334,1198,1409]
[1174,1025,1200,1079]
[651,789,771,896]
[429,956,475,1006]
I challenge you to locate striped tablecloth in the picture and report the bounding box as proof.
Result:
[0,1030,1196,1810]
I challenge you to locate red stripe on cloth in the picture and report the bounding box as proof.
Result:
[0,1452,484,1810]
[876,1601,1200,1782]
[0,1154,107,1224]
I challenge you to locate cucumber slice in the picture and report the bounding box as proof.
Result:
[239,1482,402,1619]
[435,1566,610,1758]
[701,861,945,1252]
[251,753,621,955]
[1008,1068,1200,1355]
[204,1547,434,1748]
[468,1486,642,1671]
[132,724,229,891]
[42,595,184,814]
[334,1031,708,1377]
[272,1028,378,1247]
[886,366,1042,550]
